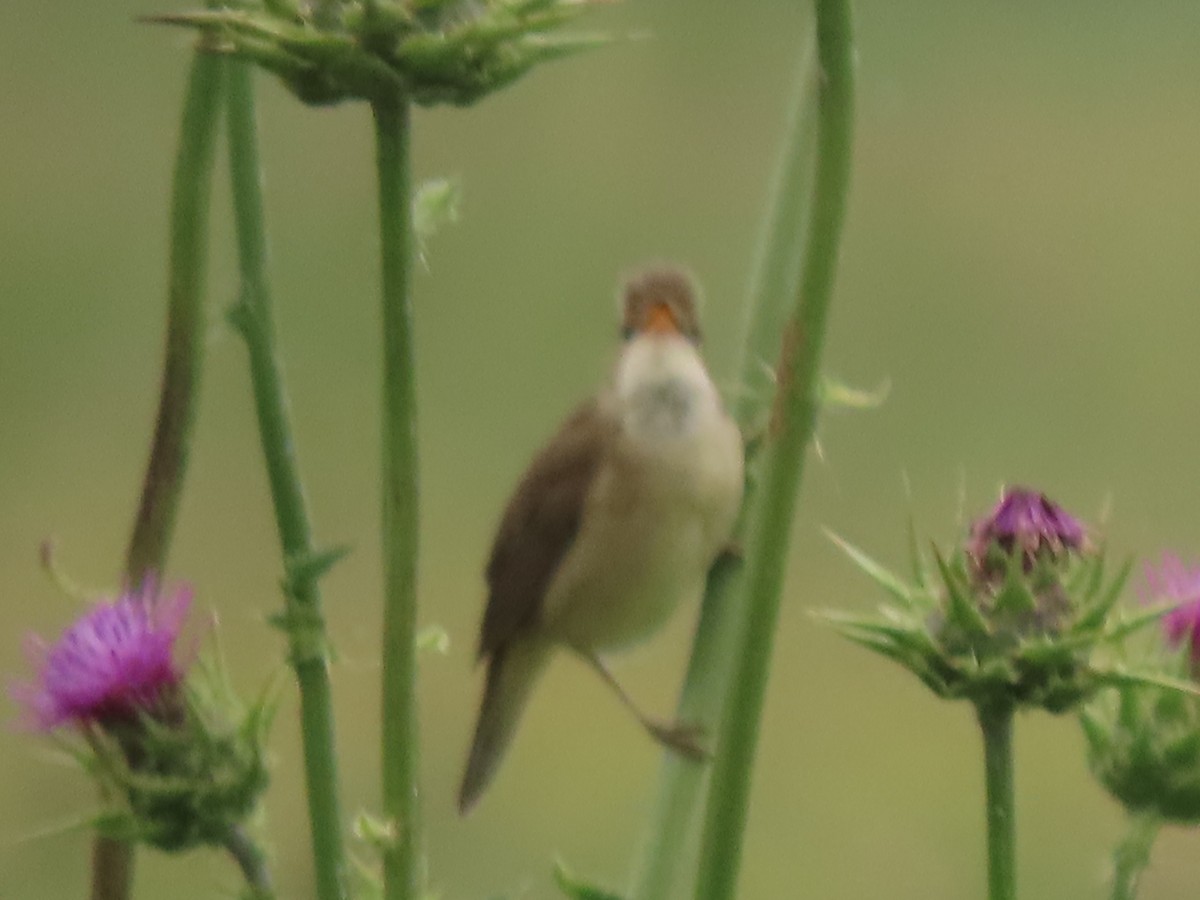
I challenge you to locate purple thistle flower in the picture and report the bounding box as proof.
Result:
[1142,553,1200,664]
[10,580,193,731]
[967,486,1087,573]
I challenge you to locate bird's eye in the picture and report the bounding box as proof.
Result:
[621,326,634,340]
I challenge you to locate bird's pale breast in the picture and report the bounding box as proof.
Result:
[541,338,743,651]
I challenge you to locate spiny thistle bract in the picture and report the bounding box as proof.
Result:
[10,580,272,853]
[149,0,611,107]
[1083,555,1200,823]
[823,487,1190,714]
[85,682,272,852]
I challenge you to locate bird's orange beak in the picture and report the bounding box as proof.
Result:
[644,302,679,335]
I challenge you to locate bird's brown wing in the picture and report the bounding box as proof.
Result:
[477,399,617,660]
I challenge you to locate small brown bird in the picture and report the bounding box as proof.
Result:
[458,266,745,814]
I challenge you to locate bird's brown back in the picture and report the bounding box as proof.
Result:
[477,399,619,660]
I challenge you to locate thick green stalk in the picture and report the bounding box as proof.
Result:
[692,3,855,899]
[225,62,347,900]
[94,52,224,900]
[373,95,422,900]
[124,53,223,583]
[628,38,818,900]
[978,703,1017,900]
[1109,810,1161,900]
[628,557,742,899]
[732,47,820,437]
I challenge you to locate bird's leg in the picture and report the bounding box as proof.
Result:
[579,651,708,761]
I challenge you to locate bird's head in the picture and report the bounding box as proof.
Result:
[620,267,702,344]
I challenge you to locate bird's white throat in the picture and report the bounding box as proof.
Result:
[614,335,719,443]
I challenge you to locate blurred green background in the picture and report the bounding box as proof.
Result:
[3,1,1200,897]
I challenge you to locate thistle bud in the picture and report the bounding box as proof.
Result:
[966,486,1087,580]
[824,487,1169,715]
[10,580,270,852]
[1082,555,1200,823]
[942,487,1090,657]
[149,0,610,108]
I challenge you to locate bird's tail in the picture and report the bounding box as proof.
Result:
[458,638,551,815]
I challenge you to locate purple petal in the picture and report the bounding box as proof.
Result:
[1143,553,1200,661]
[967,487,1087,569]
[10,580,194,731]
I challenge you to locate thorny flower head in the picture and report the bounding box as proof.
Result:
[149,0,611,108]
[10,580,271,852]
[955,487,1090,640]
[966,486,1087,580]
[1082,554,1200,824]
[823,487,1180,714]
[11,579,192,731]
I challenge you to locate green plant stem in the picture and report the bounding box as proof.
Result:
[373,94,422,900]
[979,703,1017,900]
[1110,810,1162,900]
[224,825,276,899]
[629,37,818,900]
[732,50,820,438]
[93,52,224,900]
[124,53,223,583]
[225,61,348,900]
[628,555,742,899]
[692,2,855,899]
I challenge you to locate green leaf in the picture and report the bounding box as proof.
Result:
[1117,681,1142,730]
[992,561,1035,617]
[510,0,576,15]
[413,176,462,247]
[817,611,928,649]
[416,624,450,654]
[818,374,890,411]
[821,618,936,677]
[1094,666,1200,698]
[263,0,302,19]
[1082,547,1107,598]
[1164,730,1200,766]
[1072,557,1133,634]
[934,547,989,640]
[825,529,913,608]
[905,509,931,590]
[285,544,351,591]
[353,810,399,851]
[554,859,624,900]
[1078,706,1110,753]
[348,852,384,900]
[1017,635,1075,665]
[1103,600,1184,644]
[515,31,613,63]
